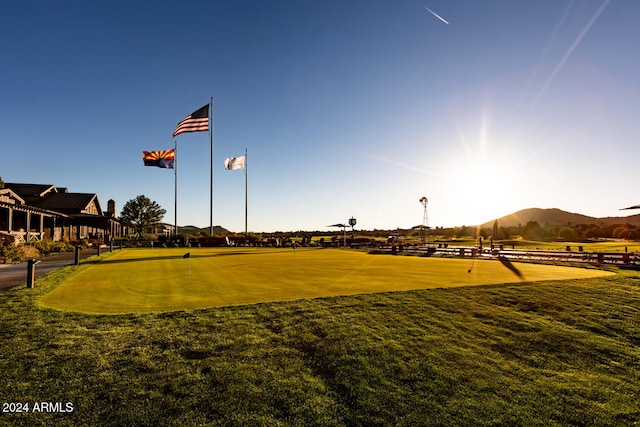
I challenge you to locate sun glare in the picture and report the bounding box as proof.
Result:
[439,105,525,227]
[448,164,518,226]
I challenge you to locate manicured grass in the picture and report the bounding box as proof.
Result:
[0,263,638,425]
[38,248,612,314]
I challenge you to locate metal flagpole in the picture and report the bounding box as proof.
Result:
[209,97,214,236]
[174,140,178,236]
[244,147,248,239]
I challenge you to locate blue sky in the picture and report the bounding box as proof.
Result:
[2,0,639,232]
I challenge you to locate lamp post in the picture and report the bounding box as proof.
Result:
[348,217,357,240]
[419,197,428,244]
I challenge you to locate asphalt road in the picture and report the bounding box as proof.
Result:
[0,249,100,293]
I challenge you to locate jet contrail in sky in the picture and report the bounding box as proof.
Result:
[425,6,449,25]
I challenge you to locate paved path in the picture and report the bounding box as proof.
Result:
[0,249,101,293]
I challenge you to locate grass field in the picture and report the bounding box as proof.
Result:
[38,248,613,314]
[1,248,638,425]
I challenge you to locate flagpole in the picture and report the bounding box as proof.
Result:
[209,96,214,236]
[244,147,248,239]
[174,140,178,236]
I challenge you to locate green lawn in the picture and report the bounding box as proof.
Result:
[0,259,638,426]
[38,248,612,314]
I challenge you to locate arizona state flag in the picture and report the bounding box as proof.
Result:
[143,149,175,169]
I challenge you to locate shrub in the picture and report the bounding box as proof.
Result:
[21,245,40,259]
[30,239,76,255]
[0,244,40,263]
[30,239,53,254]
[0,246,21,263]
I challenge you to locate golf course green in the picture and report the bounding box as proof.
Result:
[38,247,613,314]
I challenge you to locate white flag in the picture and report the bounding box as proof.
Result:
[224,155,246,170]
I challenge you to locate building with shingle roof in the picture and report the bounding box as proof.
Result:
[1,182,127,244]
[32,192,102,215]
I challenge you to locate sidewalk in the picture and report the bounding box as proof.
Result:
[0,249,101,293]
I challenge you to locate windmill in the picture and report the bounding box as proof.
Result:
[413,196,430,245]
[420,196,428,228]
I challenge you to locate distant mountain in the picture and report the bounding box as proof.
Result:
[480,208,640,228]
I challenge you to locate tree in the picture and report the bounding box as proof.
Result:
[613,226,637,240]
[585,226,604,239]
[557,226,578,240]
[522,221,543,241]
[543,224,559,241]
[120,195,166,238]
[0,177,4,189]
[499,226,511,240]
[492,220,502,240]
[456,226,472,238]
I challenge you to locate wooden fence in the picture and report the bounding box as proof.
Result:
[370,245,640,267]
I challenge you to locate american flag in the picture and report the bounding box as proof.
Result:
[172,104,209,137]
[143,149,175,169]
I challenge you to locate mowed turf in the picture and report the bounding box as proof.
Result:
[39,247,613,314]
